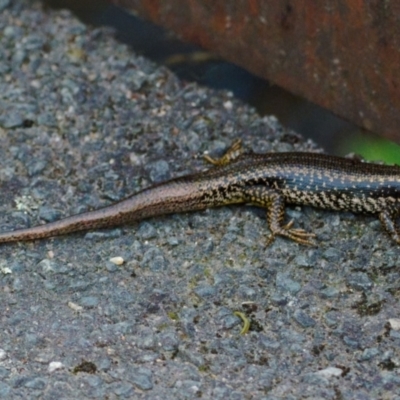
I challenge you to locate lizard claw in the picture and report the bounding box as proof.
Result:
[267,221,317,246]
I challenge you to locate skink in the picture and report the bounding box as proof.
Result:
[1,140,399,245]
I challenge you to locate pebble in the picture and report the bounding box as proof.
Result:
[275,272,301,294]
[38,207,62,222]
[315,367,343,378]
[159,332,180,351]
[105,262,118,272]
[109,256,124,265]
[346,272,373,291]
[111,382,134,397]
[130,367,153,391]
[0,112,23,128]
[137,222,157,239]
[358,347,379,361]
[0,0,10,12]
[68,302,84,312]
[146,160,171,182]
[388,318,400,331]
[293,309,316,328]
[0,382,10,397]
[48,362,64,373]
[23,377,47,390]
[194,284,217,298]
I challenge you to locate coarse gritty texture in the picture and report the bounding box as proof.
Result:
[0,1,399,399]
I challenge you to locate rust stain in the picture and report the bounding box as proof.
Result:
[247,0,259,17]
[113,0,400,143]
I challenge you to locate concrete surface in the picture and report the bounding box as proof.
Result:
[0,1,399,399]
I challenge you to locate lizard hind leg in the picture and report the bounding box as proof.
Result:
[243,186,317,246]
[204,139,245,166]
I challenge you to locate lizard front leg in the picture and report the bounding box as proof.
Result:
[204,139,245,166]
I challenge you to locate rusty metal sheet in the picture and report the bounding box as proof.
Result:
[112,0,400,142]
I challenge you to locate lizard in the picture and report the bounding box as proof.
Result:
[0,139,400,245]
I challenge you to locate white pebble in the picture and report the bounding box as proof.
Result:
[316,367,343,378]
[68,301,83,312]
[110,256,124,265]
[388,318,400,331]
[223,100,233,110]
[48,361,64,373]
[1,267,12,275]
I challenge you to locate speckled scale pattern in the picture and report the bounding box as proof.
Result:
[189,151,400,214]
[1,143,400,245]
[215,152,400,214]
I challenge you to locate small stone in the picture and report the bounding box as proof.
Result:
[0,267,12,275]
[12,277,23,292]
[358,347,379,361]
[167,236,179,246]
[112,382,134,397]
[276,272,301,294]
[293,309,316,328]
[389,330,400,340]
[136,330,156,349]
[389,318,400,331]
[0,349,6,361]
[270,292,289,306]
[23,34,44,50]
[258,335,280,351]
[27,160,47,176]
[109,256,124,265]
[24,377,47,390]
[178,346,205,367]
[302,372,328,385]
[148,255,166,271]
[0,112,23,128]
[324,310,341,327]
[137,222,157,239]
[37,112,58,127]
[159,332,180,351]
[85,229,122,240]
[105,262,118,272]
[223,100,233,110]
[322,248,340,262]
[85,375,103,388]
[48,361,64,373]
[147,160,170,182]
[68,301,83,312]
[38,207,62,222]
[316,367,343,378]
[130,367,153,391]
[222,314,241,330]
[98,358,112,371]
[381,371,400,387]
[0,0,10,12]
[346,272,373,291]
[0,367,10,379]
[294,254,312,268]
[38,259,58,274]
[194,284,216,298]
[319,287,339,298]
[0,382,10,397]
[343,336,360,349]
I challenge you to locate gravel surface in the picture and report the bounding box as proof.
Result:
[1,1,400,399]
